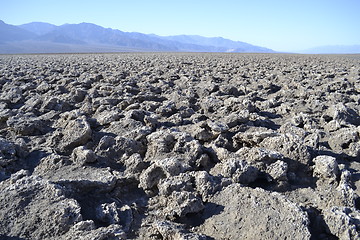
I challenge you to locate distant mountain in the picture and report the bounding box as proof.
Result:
[0,20,275,53]
[44,23,175,50]
[0,20,35,43]
[37,31,86,45]
[300,45,360,54]
[156,35,274,53]
[18,22,57,36]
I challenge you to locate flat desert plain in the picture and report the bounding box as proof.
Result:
[1,53,360,239]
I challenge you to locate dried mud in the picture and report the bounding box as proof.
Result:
[1,53,360,240]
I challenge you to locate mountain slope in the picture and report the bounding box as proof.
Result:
[55,23,175,50]
[0,20,36,43]
[18,22,57,36]
[156,35,275,53]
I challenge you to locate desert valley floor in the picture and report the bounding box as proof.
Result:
[1,53,360,239]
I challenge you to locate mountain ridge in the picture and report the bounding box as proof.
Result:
[0,20,36,43]
[0,20,275,53]
[18,22,57,36]
[4,20,359,54]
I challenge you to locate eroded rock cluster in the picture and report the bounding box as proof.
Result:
[1,53,360,239]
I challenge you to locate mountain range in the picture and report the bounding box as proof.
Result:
[0,20,275,54]
[1,20,359,54]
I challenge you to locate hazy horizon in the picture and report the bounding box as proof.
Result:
[1,0,360,52]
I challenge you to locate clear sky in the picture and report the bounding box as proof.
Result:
[1,0,359,52]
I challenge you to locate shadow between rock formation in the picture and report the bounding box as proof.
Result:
[65,177,149,239]
[175,202,225,228]
[0,235,26,240]
[252,116,281,130]
[304,207,339,240]
[25,150,50,174]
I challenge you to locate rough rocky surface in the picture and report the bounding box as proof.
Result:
[1,53,360,239]
[196,184,311,240]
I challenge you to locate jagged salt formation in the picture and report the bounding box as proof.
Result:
[1,53,360,239]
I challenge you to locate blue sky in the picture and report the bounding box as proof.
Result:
[1,0,359,51]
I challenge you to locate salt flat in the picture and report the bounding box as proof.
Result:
[1,53,360,239]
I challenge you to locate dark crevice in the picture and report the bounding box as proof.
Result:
[304,207,339,240]
[248,173,271,189]
[0,235,26,240]
[355,197,360,211]
[174,202,225,229]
